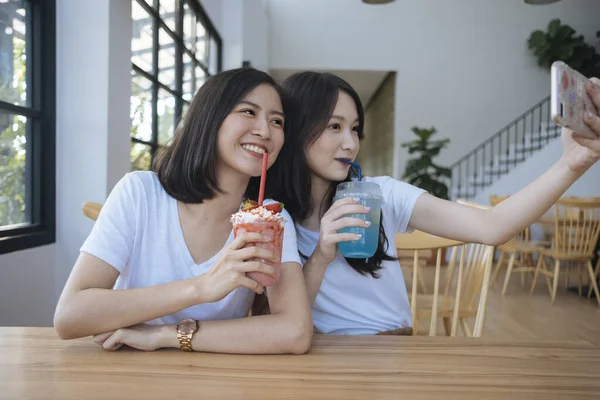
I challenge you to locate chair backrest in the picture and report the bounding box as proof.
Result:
[82,202,103,221]
[552,197,600,256]
[489,194,509,206]
[456,198,489,210]
[396,230,494,337]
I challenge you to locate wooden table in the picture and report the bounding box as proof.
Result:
[1,328,599,399]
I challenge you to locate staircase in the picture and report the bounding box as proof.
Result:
[450,96,562,200]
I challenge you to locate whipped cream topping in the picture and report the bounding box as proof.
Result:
[231,205,286,225]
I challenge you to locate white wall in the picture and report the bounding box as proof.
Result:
[108,1,133,190]
[0,246,56,326]
[200,0,222,32]
[242,0,269,71]
[0,0,132,327]
[267,0,600,178]
[54,0,132,301]
[216,0,244,70]
[201,0,269,70]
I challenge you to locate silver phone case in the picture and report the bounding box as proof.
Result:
[550,61,597,139]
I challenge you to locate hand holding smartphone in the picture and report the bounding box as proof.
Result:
[551,61,599,139]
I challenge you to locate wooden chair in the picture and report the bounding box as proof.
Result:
[594,250,600,296]
[396,230,494,337]
[594,250,600,295]
[82,201,103,221]
[487,194,546,295]
[488,195,509,204]
[530,197,600,304]
[396,245,430,295]
[397,198,488,297]
[455,198,490,210]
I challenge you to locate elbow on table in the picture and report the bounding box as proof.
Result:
[53,307,80,340]
[53,319,74,341]
[284,319,313,355]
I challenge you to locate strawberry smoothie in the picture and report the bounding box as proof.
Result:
[231,201,285,287]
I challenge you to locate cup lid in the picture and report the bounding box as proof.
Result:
[335,181,383,199]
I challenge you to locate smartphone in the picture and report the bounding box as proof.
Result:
[550,61,598,139]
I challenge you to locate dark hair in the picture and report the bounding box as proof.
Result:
[154,67,286,203]
[267,71,396,278]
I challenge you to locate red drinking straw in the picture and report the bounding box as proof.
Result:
[258,152,268,206]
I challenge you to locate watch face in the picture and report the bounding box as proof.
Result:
[179,319,197,334]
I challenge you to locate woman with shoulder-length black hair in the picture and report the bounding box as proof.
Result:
[268,71,600,335]
[54,68,312,354]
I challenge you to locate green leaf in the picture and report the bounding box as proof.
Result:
[401,125,450,197]
[555,25,575,41]
[528,30,546,48]
[433,166,452,178]
[547,19,562,36]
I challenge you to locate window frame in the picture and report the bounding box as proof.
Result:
[130,0,222,169]
[0,0,56,255]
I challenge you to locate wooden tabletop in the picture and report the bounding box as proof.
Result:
[1,327,599,400]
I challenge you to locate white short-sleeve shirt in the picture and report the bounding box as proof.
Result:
[296,176,426,335]
[80,171,301,325]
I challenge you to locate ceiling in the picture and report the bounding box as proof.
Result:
[269,69,390,107]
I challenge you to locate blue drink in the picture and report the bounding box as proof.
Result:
[334,182,383,258]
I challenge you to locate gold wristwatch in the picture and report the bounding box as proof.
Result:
[176,319,199,351]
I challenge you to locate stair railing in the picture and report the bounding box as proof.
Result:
[450,96,560,199]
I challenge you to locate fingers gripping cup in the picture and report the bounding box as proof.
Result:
[230,152,285,287]
[231,202,285,287]
[334,181,383,258]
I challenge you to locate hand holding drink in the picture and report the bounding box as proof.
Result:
[197,231,278,302]
[230,152,286,287]
[231,200,285,287]
[333,180,383,258]
[315,159,383,260]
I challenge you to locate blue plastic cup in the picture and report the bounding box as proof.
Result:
[333,181,383,258]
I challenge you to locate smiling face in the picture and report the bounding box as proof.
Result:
[216,83,285,178]
[305,90,360,183]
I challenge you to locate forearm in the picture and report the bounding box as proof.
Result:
[160,314,312,355]
[486,156,583,244]
[412,156,587,246]
[54,278,200,339]
[302,250,330,305]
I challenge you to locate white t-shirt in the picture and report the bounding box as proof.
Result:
[80,171,301,325]
[296,176,426,335]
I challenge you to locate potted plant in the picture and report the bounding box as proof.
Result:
[401,126,451,200]
[527,19,600,78]
[401,126,451,265]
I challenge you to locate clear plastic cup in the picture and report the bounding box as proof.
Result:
[232,218,284,287]
[333,181,383,258]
